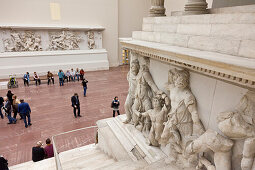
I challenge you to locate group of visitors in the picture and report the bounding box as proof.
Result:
[23,71,55,86]
[32,138,54,162]
[58,68,85,86]
[0,90,32,128]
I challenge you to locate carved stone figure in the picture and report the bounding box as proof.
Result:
[49,31,81,50]
[123,59,140,124]
[217,91,255,170]
[185,129,234,170]
[87,31,95,49]
[141,94,170,146]
[4,31,42,52]
[132,57,161,134]
[160,68,205,167]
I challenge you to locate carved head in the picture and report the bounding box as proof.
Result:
[130,59,140,75]
[169,68,190,89]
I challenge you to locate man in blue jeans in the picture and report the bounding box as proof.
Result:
[82,79,88,97]
[18,99,32,128]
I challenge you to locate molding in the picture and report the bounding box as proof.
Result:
[120,40,255,90]
[0,24,105,31]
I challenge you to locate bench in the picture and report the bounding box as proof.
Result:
[29,75,55,85]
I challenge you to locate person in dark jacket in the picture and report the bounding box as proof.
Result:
[18,99,32,128]
[71,93,81,118]
[4,97,16,124]
[0,96,4,119]
[32,141,45,162]
[82,79,88,97]
[6,90,13,105]
[111,96,120,117]
[0,155,9,170]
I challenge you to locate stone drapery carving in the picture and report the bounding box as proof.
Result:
[149,0,166,17]
[49,31,81,50]
[87,31,95,49]
[3,31,42,52]
[131,57,161,134]
[184,0,208,15]
[217,91,255,170]
[124,58,140,124]
[160,68,205,167]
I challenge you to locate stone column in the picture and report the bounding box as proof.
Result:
[149,0,166,17]
[184,0,208,15]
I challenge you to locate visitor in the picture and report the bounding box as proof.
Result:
[76,68,80,81]
[12,95,21,120]
[23,72,30,86]
[66,70,71,82]
[71,93,81,118]
[32,141,45,162]
[0,96,4,119]
[71,68,76,82]
[18,99,32,128]
[111,96,120,117]
[33,72,41,86]
[58,70,64,86]
[44,138,54,158]
[82,79,88,97]
[6,90,13,105]
[47,71,54,85]
[4,97,16,124]
[80,69,85,80]
[0,155,9,170]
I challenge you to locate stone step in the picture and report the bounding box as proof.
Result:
[62,151,115,170]
[96,160,146,170]
[209,4,255,14]
[132,31,255,59]
[10,157,56,170]
[59,144,100,162]
[143,12,255,25]
[114,115,167,164]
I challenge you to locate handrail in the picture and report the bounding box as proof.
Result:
[51,125,98,170]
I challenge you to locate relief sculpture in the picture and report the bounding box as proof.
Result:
[49,31,81,50]
[3,31,42,52]
[87,31,95,49]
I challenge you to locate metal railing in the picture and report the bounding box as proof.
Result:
[52,126,98,170]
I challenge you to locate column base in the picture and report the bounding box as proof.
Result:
[149,6,166,17]
[184,1,208,15]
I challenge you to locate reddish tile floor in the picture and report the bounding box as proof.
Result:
[0,65,129,166]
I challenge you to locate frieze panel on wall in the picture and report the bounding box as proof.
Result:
[0,26,104,53]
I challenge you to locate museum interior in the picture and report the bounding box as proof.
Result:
[0,0,255,169]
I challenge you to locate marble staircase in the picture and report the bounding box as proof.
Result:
[9,144,146,170]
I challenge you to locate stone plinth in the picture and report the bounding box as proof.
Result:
[149,0,166,17]
[184,0,208,15]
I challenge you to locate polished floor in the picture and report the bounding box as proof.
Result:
[0,65,129,166]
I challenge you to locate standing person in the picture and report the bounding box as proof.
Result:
[12,95,21,120]
[0,155,9,170]
[71,68,76,82]
[82,79,88,97]
[0,96,4,119]
[76,68,80,81]
[111,96,120,117]
[47,71,54,85]
[80,69,85,80]
[58,70,64,86]
[18,99,32,128]
[44,138,54,158]
[6,90,14,105]
[4,97,16,124]
[71,93,81,118]
[32,141,45,162]
[23,72,30,86]
[33,72,41,86]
